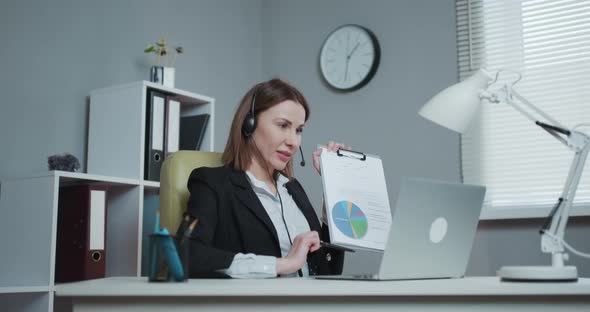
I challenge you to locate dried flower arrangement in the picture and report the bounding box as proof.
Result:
[144,38,184,67]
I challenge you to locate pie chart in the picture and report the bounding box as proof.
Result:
[332,201,368,239]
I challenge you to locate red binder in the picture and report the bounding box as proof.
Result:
[55,184,108,283]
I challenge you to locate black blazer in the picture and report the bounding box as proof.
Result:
[185,165,344,278]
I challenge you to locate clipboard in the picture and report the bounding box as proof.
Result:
[319,146,392,251]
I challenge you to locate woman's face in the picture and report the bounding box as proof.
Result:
[252,100,306,172]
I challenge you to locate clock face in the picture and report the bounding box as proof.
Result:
[320,24,380,91]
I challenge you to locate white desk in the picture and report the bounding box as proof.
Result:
[55,276,590,312]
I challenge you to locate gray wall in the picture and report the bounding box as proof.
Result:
[0,0,263,178]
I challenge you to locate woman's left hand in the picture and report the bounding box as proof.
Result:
[312,141,351,176]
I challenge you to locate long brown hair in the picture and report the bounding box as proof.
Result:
[222,78,310,179]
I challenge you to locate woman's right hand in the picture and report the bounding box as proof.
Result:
[276,231,320,275]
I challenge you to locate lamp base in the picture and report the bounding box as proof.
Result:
[498,265,578,281]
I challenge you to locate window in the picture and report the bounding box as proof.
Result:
[456,0,590,219]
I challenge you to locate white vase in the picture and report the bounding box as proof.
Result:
[150,66,175,88]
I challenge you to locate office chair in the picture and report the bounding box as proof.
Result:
[159,151,223,233]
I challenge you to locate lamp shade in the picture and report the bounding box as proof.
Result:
[419,69,492,134]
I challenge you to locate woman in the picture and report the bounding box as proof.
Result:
[186,78,347,278]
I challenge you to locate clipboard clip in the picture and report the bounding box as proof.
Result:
[336,148,366,161]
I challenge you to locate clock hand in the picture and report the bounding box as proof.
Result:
[347,42,360,58]
[344,56,350,82]
[346,31,350,55]
[344,42,358,83]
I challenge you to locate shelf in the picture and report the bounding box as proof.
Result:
[142,180,160,189]
[56,171,141,186]
[0,286,53,294]
[91,81,214,106]
[144,81,214,105]
[1,171,141,186]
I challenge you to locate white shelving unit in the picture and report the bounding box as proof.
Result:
[88,80,215,180]
[0,82,215,312]
[0,172,142,312]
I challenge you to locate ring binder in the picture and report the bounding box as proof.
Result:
[145,90,166,181]
[336,148,367,161]
[56,184,109,283]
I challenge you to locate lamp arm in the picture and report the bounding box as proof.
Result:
[498,85,590,264]
[539,141,589,267]
[497,87,571,148]
[538,136,589,266]
[509,88,569,131]
[483,85,571,148]
[549,142,590,239]
[500,86,577,148]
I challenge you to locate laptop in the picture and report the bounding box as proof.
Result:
[314,177,486,281]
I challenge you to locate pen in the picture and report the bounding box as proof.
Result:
[154,211,160,233]
[179,218,199,247]
[320,241,356,253]
[175,213,192,241]
[180,213,191,231]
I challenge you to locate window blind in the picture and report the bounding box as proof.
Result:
[456,0,590,218]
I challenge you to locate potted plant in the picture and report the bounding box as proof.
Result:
[145,38,184,87]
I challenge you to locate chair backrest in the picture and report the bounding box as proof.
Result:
[159,151,223,233]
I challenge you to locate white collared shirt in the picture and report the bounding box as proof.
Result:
[220,171,311,278]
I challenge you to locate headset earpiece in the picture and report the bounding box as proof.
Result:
[242,113,256,137]
[242,89,258,137]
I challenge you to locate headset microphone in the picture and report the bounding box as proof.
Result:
[299,146,306,167]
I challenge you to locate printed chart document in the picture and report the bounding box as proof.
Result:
[319,147,392,250]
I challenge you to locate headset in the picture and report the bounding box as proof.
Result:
[241,89,258,137]
[241,87,306,166]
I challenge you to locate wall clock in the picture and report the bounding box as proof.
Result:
[319,24,381,91]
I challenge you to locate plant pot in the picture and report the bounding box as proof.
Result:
[150,66,175,88]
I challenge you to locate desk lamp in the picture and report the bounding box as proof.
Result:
[419,68,590,281]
